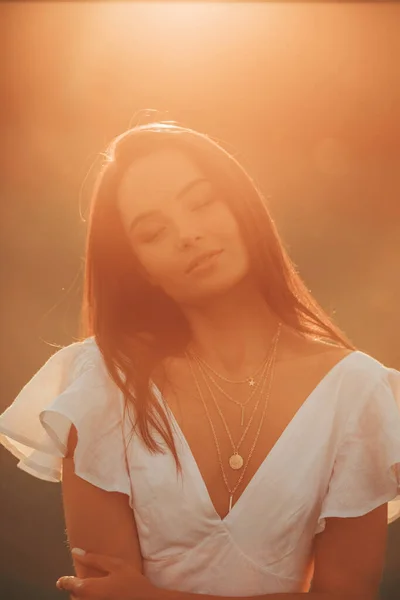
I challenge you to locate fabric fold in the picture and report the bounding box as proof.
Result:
[316,366,400,533]
[0,338,131,497]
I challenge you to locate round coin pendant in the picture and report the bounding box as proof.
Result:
[229,454,244,470]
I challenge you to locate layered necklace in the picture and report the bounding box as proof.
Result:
[185,323,282,513]
[190,342,273,427]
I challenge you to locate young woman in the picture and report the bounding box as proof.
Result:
[1,122,399,600]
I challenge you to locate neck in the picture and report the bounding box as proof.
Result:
[181,281,282,378]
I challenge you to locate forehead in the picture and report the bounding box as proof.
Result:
[117,148,204,218]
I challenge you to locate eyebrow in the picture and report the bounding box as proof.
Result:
[128,177,208,232]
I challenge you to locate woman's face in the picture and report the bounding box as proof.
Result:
[117,148,250,305]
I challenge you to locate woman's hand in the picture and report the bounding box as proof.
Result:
[56,548,158,600]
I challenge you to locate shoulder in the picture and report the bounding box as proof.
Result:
[300,338,400,426]
[279,327,388,392]
[66,336,102,367]
[278,327,354,373]
[35,336,119,412]
[47,337,105,381]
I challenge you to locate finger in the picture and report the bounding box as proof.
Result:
[56,576,86,597]
[58,575,111,600]
[71,548,125,574]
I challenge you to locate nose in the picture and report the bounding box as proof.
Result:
[177,230,202,249]
[175,217,203,249]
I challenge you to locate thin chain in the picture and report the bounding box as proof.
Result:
[192,358,265,424]
[188,331,279,502]
[188,336,275,385]
[193,354,268,433]
[186,324,281,502]
[190,324,281,449]
[192,356,265,408]
[192,324,281,456]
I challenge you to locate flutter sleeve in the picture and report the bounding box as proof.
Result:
[316,365,400,534]
[0,338,131,497]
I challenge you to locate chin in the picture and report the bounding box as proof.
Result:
[173,269,250,306]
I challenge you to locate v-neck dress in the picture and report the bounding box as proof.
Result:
[1,337,400,595]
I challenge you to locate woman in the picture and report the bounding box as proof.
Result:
[1,122,399,600]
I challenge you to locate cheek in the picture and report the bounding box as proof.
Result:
[216,213,246,253]
[136,246,180,287]
[211,205,241,237]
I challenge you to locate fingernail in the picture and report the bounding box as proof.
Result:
[71,547,86,556]
[57,576,83,590]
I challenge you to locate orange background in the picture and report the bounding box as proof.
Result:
[0,3,399,598]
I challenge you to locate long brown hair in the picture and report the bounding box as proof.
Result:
[80,121,356,477]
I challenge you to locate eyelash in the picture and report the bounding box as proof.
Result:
[142,227,166,243]
[192,197,214,210]
[140,198,215,243]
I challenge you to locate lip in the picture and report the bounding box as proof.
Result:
[185,249,223,274]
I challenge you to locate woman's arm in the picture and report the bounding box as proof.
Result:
[62,424,143,579]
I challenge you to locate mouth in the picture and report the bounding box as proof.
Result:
[186,249,223,274]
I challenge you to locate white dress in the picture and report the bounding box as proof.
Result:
[1,337,400,595]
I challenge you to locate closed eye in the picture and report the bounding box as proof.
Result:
[191,197,215,211]
[140,227,167,243]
